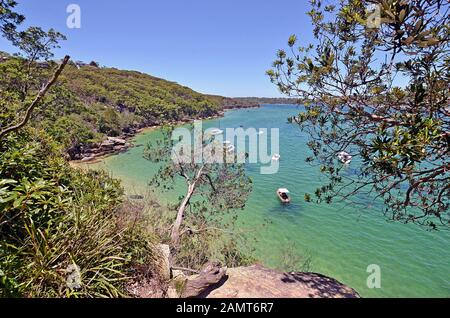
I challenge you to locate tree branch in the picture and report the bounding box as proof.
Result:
[0,55,70,141]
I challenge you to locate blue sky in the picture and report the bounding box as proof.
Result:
[0,0,313,97]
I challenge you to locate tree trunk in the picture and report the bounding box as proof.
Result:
[170,183,195,247]
[170,165,205,251]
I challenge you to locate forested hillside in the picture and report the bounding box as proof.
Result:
[208,95,299,109]
[0,0,251,297]
[0,52,222,158]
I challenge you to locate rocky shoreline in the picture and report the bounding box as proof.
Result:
[71,102,293,164]
[71,113,225,163]
[76,136,132,163]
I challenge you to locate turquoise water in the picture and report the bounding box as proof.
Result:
[86,105,450,298]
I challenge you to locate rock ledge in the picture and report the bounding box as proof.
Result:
[172,264,359,298]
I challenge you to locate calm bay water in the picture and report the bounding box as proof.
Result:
[87,105,450,298]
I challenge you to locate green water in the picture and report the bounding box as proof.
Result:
[86,105,450,298]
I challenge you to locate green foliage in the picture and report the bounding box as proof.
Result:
[134,195,255,271]
[269,0,449,228]
[0,0,24,40]
[0,130,158,297]
[0,3,165,298]
[0,53,221,156]
[60,65,221,126]
[144,125,254,264]
[11,26,66,61]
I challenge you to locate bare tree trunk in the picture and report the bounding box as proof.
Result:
[170,165,204,249]
[170,182,195,247]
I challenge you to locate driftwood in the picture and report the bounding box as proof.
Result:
[181,262,227,298]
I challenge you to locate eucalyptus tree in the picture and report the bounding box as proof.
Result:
[267,0,449,229]
[144,125,252,249]
[0,0,24,39]
[0,0,68,141]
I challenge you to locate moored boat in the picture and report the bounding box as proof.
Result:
[210,128,224,136]
[276,188,290,204]
[337,151,352,165]
[225,144,235,153]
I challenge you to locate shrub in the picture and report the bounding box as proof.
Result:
[0,129,159,297]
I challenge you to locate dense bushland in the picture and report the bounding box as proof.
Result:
[0,0,251,297]
[0,128,159,297]
[0,52,221,157]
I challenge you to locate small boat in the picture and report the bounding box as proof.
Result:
[276,188,291,204]
[257,130,264,135]
[210,128,224,136]
[223,140,232,146]
[338,151,352,165]
[272,154,281,161]
[225,145,235,153]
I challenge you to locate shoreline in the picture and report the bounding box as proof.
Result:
[70,111,228,165]
[69,104,287,165]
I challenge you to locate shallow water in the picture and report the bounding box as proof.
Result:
[86,105,450,298]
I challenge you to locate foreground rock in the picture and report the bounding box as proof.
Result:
[180,262,227,298]
[182,264,359,298]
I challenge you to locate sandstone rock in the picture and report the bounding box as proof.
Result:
[107,137,127,145]
[113,145,126,152]
[167,286,181,298]
[168,270,187,298]
[157,244,171,281]
[100,140,115,149]
[181,262,227,298]
[199,264,360,298]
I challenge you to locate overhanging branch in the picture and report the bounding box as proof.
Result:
[0,55,70,141]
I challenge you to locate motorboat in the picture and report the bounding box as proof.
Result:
[338,151,352,165]
[210,128,224,136]
[272,154,281,161]
[276,188,290,204]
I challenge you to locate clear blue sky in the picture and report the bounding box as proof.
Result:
[0,0,313,97]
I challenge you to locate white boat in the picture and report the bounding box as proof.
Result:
[257,130,264,135]
[338,151,352,164]
[225,145,235,153]
[223,140,232,145]
[276,188,290,204]
[210,129,224,136]
[272,154,281,161]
